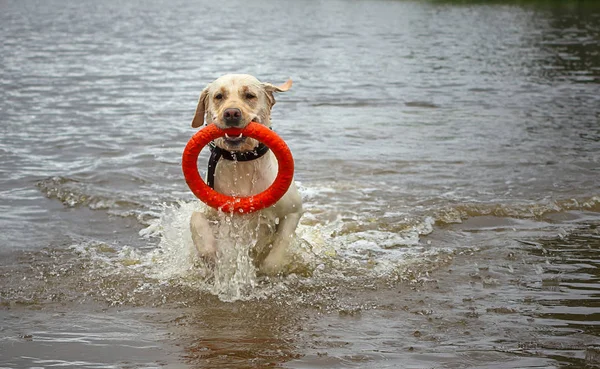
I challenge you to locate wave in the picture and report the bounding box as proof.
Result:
[434,196,600,225]
[36,176,157,223]
[37,176,600,229]
[37,176,137,209]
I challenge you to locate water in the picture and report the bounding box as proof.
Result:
[1,0,599,367]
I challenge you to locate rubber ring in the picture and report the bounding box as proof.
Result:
[182,122,294,213]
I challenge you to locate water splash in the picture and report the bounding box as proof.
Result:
[137,201,311,302]
[24,180,454,304]
[127,189,443,302]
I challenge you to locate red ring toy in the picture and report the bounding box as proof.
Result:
[182,122,294,213]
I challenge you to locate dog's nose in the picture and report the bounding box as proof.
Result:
[223,108,242,126]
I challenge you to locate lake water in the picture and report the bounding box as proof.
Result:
[1,0,599,367]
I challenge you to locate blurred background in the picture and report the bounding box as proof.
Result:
[1,0,599,368]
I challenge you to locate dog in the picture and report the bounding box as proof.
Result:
[189,74,303,275]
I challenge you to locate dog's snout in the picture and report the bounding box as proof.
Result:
[223,108,242,126]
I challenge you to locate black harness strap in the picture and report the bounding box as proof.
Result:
[206,142,270,189]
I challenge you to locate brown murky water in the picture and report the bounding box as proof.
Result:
[1,0,599,367]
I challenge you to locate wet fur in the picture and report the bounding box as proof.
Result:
[189,74,302,275]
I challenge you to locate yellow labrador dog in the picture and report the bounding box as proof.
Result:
[189,74,302,275]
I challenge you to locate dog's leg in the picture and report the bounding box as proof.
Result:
[260,211,302,275]
[190,211,216,259]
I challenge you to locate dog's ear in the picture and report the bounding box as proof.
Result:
[191,87,209,128]
[262,79,292,108]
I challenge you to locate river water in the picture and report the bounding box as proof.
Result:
[1,0,599,367]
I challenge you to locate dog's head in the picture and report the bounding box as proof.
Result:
[191,74,292,151]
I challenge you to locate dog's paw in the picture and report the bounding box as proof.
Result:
[195,244,217,261]
[260,252,287,276]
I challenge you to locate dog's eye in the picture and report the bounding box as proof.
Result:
[245,93,257,99]
[214,93,223,100]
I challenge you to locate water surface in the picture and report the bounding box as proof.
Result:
[1,0,599,367]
